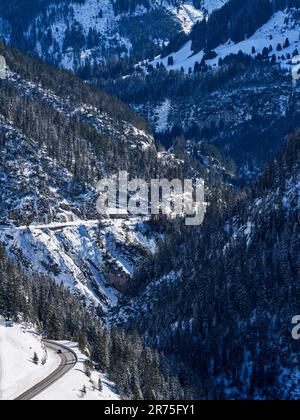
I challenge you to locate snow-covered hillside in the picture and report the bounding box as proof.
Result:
[0,0,228,71]
[132,65,300,179]
[0,220,157,311]
[201,0,227,14]
[0,324,119,400]
[33,341,120,401]
[0,43,169,311]
[168,3,205,34]
[0,117,157,310]
[32,0,206,70]
[149,9,300,73]
[0,324,60,400]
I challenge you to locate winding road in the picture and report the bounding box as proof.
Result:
[14,341,78,401]
[0,220,99,232]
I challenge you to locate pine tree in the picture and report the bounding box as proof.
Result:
[33,352,39,365]
[98,376,103,392]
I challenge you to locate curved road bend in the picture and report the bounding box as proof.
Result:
[15,341,78,401]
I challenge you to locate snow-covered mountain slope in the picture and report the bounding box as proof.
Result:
[0,324,60,400]
[0,0,227,71]
[200,0,227,14]
[91,4,300,180]
[33,340,120,401]
[113,132,300,399]
[0,49,233,308]
[168,3,205,34]
[0,42,175,310]
[0,324,119,400]
[117,134,300,326]
[0,220,157,310]
[130,63,300,179]
[148,9,300,74]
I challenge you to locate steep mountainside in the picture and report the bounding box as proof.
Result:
[115,131,300,399]
[104,58,300,179]
[0,0,299,401]
[3,0,298,182]
[92,2,300,180]
[0,40,234,311]
[148,3,300,73]
[0,245,185,400]
[0,0,227,71]
[0,40,173,310]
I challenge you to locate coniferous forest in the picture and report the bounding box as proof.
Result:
[0,0,300,401]
[0,244,186,400]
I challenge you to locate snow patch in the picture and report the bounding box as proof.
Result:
[155,99,171,132]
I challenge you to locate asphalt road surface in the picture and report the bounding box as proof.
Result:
[15,341,78,401]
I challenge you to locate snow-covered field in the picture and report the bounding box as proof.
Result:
[0,324,60,400]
